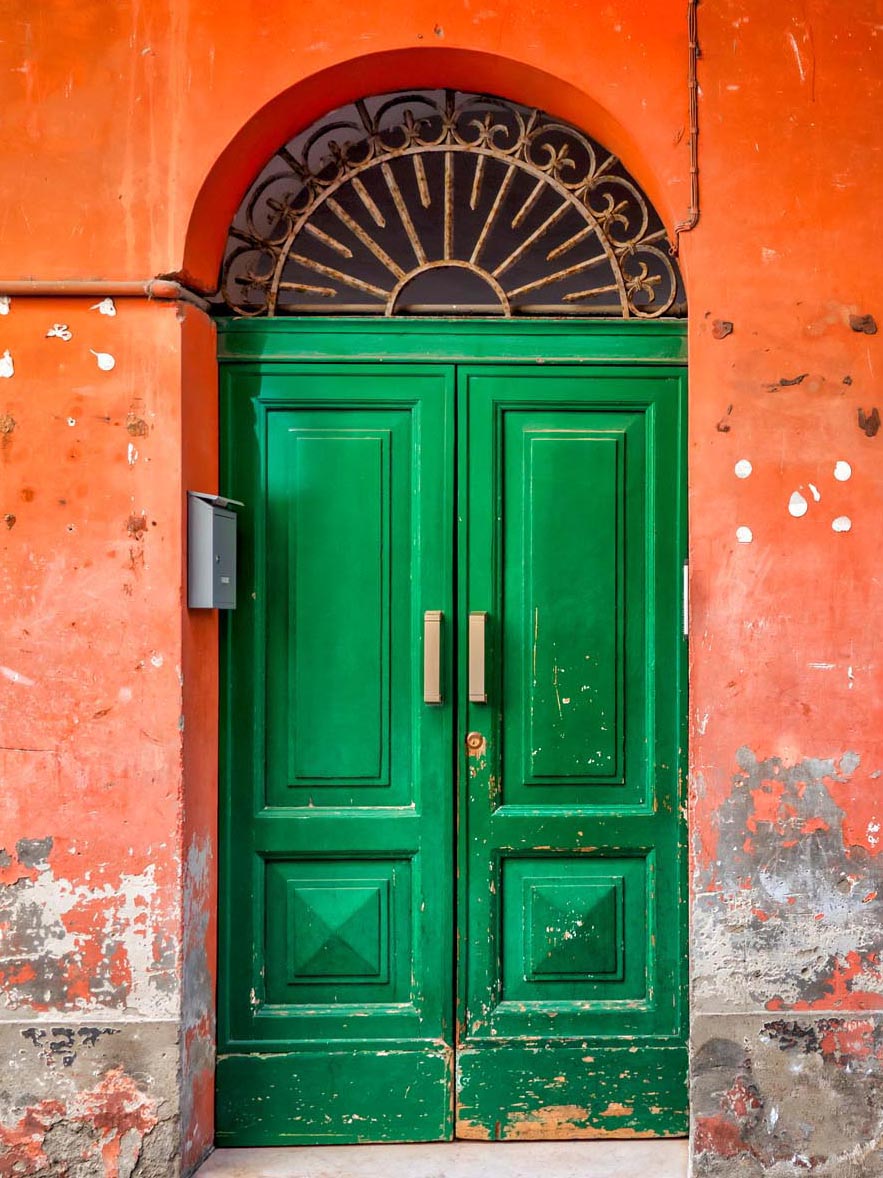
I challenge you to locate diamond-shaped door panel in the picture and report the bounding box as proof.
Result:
[289,881,389,983]
[499,856,649,1009]
[264,859,412,1008]
[527,879,623,981]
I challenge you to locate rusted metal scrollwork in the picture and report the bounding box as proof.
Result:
[218,90,685,318]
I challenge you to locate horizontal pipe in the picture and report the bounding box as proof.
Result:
[0,278,211,311]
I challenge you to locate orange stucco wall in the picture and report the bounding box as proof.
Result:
[2,2,882,1174]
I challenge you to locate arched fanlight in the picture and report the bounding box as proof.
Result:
[217,90,685,318]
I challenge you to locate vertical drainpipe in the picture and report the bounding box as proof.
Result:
[673,0,700,254]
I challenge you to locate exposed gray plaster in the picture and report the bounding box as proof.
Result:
[181,834,215,1170]
[16,836,54,867]
[692,749,883,1012]
[0,1019,181,1176]
[692,1012,883,1176]
[0,848,178,1016]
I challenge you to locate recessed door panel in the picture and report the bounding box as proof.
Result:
[265,412,414,805]
[519,431,622,784]
[282,432,388,785]
[499,412,650,801]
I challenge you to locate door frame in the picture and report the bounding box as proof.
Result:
[215,315,689,1142]
[217,317,687,366]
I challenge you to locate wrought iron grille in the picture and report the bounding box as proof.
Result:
[216,90,685,318]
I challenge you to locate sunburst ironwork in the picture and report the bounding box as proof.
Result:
[217,90,685,318]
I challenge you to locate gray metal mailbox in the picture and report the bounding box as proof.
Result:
[187,492,243,609]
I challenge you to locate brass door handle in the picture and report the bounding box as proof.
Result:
[469,611,488,703]
[423,610,443,704]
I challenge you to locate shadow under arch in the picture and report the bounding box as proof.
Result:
[180,47,683,294]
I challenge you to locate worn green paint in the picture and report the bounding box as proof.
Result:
[455,1046,687,1139]
[217,321,686,1146]
[456,367,687,1137]
[217,1050,453,1145]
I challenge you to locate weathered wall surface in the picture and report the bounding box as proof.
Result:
[686,5,883,1174]
[1,1,882,1175]
[0,299,187,1174]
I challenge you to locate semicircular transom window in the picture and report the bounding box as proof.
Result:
[217,90,686,319]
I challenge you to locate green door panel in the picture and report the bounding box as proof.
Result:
[456,367,687,1136]
[265,405,418,806]
[217,1050,453,1146]
[500,411,640,800]
[217,325,687,1146]
[456,1045,688,1139]
[276,426,389,784]
[218,364,455,1144]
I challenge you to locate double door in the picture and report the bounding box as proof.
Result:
[217,348,687,1145]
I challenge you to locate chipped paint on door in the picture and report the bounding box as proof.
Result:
[216,321,687,1144]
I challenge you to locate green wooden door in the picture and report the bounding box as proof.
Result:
[217,364,456,1143]
[455,366,687,1138]
[217,325,687,1146]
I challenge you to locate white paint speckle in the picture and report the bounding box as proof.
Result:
[0,665,35,686]
[762,247,780,263]
[90,349,116,371]
[118,686,133,703]
[832,515,852,532]
[787,30,807,83]
[808,483,821,502]
[0,350,14,378]
[736,526,753,544]
[0,296,10,316]
[834,460,852,481]
[848,665,855,690]
[808,662,835,671]
[90,297,117,317]
[127,443,138,466]
[67,417,76,427]
[46,323,72,341]
[150,653,164,668]
[734,459,753,479]
[789,490,808,517]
